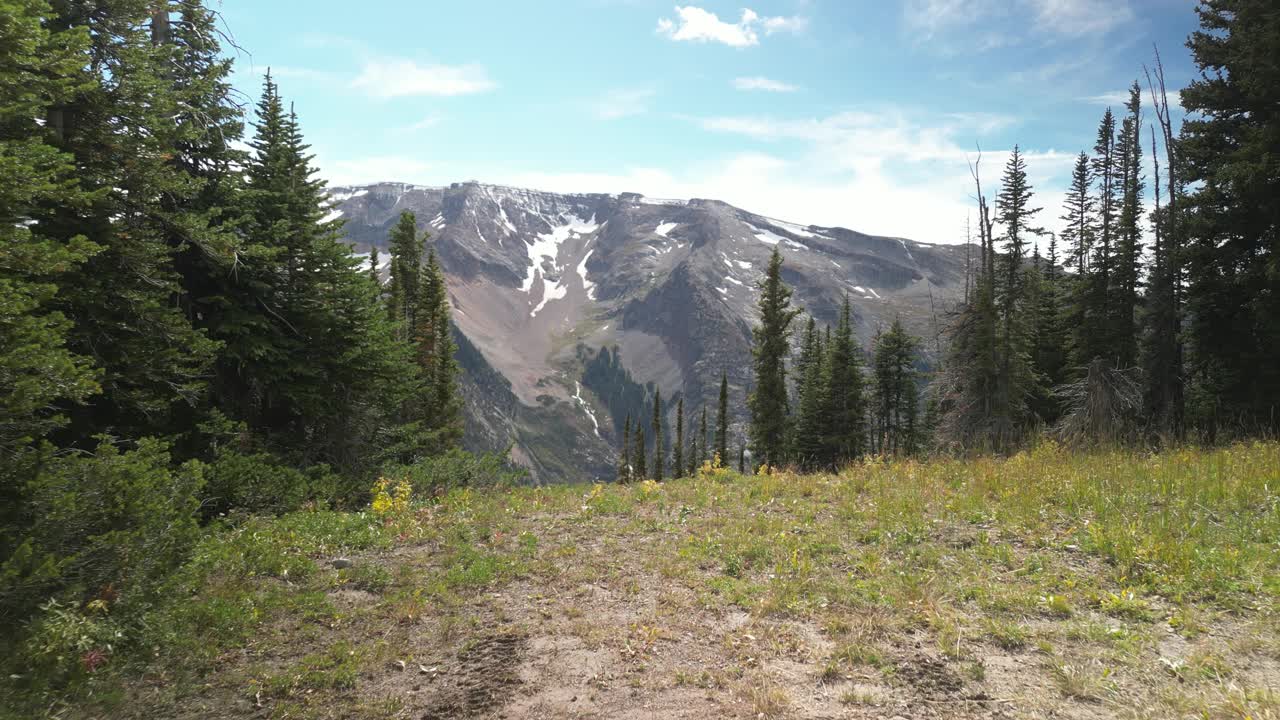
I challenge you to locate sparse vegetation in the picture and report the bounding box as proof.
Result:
[1,441,1273,718]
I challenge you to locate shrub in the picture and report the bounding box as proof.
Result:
[395,448,527,496]
[0,439,203,625]
[0,439,204,692]
[201,448,343,517]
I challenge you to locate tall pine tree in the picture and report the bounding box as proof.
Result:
[748,249,800,469]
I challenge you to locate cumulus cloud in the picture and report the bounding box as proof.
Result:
[733,76,800,92]
[351,58,495,98]
[656,6,807,47]
[480,109,1073,247]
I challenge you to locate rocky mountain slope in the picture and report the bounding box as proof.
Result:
[329,181,971,482]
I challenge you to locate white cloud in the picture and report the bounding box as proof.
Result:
[351,58,495,98]
[904,0,1133,44]
[761,15,809,35]
[1029,0,1133,37]
[1082,90,1132,107]
[482,109,1074,247]
[592,88,656,119]
[733,76,799,92]
[656,6,806,47]
[322,156,434,187]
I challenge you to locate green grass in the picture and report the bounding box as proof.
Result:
[8,441,1279,719]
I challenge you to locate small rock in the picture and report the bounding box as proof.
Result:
[331,557,354,569]
[393,660,406,671]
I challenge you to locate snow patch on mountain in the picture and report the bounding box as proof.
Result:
[655,221,678,237]
[573,382,601,437]
[523,213,599,316]
[577,249,596,300]
[747,223,784,246]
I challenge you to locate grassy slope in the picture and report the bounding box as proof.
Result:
[25,443,1280,719]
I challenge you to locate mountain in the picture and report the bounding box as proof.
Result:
[328,181,972,483]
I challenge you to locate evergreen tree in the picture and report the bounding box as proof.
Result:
[418,249,463,452]
[1140,53,1184,437]
[45,1,221,445]
[686,413,699,476]
[699,406,709,468]
[1180,0,1280,437]
[1092,109,1119,316]
[824,296,867,464]
[793,319,829,470]
[1111,82,1145,368]
[748,249,801,469]
[1029,242,1068,423]
[938,156,1007,450]
[871,319,922,455]
[0,0,100,538]
[633,426,646,481]
[619,414,631,482]
[672,397,684,479]
[991,146,1044,437]
[716,372,729,464]
[650,389,663,481]
[387,212,420,331]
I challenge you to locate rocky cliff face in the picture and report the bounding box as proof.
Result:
[330,181,971,482]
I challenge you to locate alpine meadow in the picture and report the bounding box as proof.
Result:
[1,1,1278,719]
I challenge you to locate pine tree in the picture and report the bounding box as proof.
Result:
[1180,0,1279,437]
[0,0,100,534]
[748,248,801,469]
[418,249,463,451]
[991,146,1044,437]
[715,372,729,464]
[387,212,420,331]
[1061,152,1103,368]
[368,245,380,286]
[871,319,922,455]
[633,426,647,481]
[824,296,867,464]
[672,397,684,479]
[1092,109,1119,302]
[938,154,1009,450]
[793,319,829,470]
[619,414,632,482]
[1111,82,1145,368]
[1140,51,1184,438]
[686,415,699,476]
[650,389,663,481]
[46,2,221,445]
[1029,241,1068,423]
[698,406,709,468]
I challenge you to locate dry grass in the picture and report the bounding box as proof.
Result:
[23,441,1280,720]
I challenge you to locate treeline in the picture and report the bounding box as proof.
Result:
[617,0,1280,474]
[0,0,466,688]
[939,1,1279,450]
[618,248,929,480]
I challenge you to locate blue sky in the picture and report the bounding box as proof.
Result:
[222,0,1200,245]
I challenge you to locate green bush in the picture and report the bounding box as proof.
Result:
[394,448,527,496]
[0,439,203,692]
[201,448,343,517]
[0,439,203,623]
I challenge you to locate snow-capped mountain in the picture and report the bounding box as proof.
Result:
[329,181,971,482]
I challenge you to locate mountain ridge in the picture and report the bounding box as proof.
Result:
[329,180,971,482]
